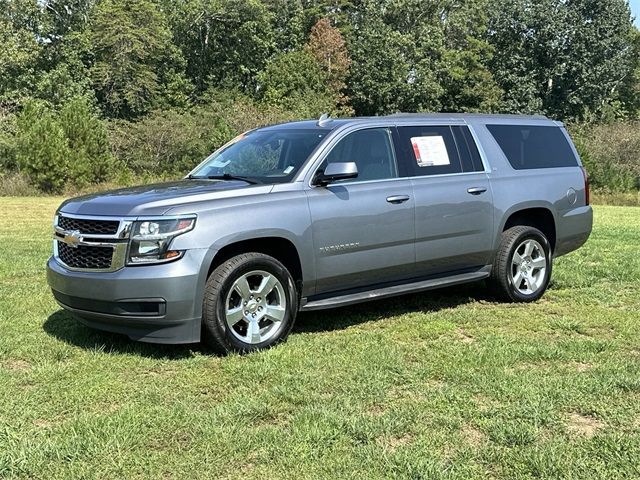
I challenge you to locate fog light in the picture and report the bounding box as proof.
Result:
[138,240,160,255]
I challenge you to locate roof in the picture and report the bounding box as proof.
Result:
[259,112,553,131]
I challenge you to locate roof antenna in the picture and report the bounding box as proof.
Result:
[317,113,331,127]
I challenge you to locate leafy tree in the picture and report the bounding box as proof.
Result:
[257,50,336,117]
[307,17,352,113]
[85,0,190,118]
[617,27,640,119]
[346,1,444,115]
[14,97,113,192]
[488,0,635,120]
[108,93,297,176]
[308,18,350,88]
[301,0,359,33]
[163,0,274,94]
[264,0,306,52]
[33,32,94,109]
[437,0,503,112]
[109,108,229,175]
[40,0,95,38]
[59,97,113,186]
[0,108,18,171]
[0,0,96,110]
[14,101,72,192]
[0,0,47,108]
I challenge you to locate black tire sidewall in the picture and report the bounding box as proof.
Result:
[203,254,298,353]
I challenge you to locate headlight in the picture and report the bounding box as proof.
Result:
[127,216,196,265]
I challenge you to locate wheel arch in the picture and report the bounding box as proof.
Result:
[498,204,557,253]
[202,231,306,295]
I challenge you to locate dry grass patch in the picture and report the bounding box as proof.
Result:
[32,418,55,429]
[567,361,593,372]
[455,328,475,344]
[3,359,32,371]
[367,403,387,417]
[462,423,487,447]
[472,393,501,412]
[377,433,414,453]
[566,412,604,438]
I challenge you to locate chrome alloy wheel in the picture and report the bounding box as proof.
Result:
[510,239,547,295]
[225,270,287,344]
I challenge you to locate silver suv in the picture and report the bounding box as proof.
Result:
[47,114,593,353]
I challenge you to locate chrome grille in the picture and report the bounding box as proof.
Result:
[57,216,119,235]
[57,241,114,270]
[53,214,132,272]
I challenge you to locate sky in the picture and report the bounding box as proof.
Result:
[632,0,640,27]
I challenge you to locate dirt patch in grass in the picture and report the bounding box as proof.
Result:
[367,403,387,417]
[255,412,291,428]
[377,433,414,453]
[462,423,487,447]
[568,361,593,372]
[456,328,475,344]
[3,359,32,371]
[566,413,604,438]
[387,382,437,403]
[33,419,54,429]
[472,393,500,412]
[509,360,593,374]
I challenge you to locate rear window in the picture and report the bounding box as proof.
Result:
[486,125,578,170]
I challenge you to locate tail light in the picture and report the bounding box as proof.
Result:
[581,166,590,206]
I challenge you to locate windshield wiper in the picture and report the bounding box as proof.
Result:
[188,173,261,185]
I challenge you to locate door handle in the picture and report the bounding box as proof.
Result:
[467,187,487,195]
[386,195,410,204]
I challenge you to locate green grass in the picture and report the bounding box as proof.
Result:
[1,198,639,479]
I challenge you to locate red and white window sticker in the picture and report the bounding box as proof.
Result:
[410,136,450,167]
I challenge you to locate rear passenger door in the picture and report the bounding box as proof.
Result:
[396,124,494,276]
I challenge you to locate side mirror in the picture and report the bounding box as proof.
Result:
[314,162,358,186]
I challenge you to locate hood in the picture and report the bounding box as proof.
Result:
[58,179,273,217]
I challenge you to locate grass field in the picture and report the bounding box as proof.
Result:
[1,198,639,479]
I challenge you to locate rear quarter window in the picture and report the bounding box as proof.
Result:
[486,125,578,170]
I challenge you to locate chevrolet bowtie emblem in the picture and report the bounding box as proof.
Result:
[62,230,83,248]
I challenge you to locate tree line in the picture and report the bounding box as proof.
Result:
[1,0,639,193]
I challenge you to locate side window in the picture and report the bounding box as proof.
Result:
[486,125,579,170]
[322,128,398,182]
[397,126,462,176]
[452,126,485,173]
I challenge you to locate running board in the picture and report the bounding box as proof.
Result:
[301,270,490,311]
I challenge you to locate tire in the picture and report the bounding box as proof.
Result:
[488,226,552,302]
[202,253,298,354]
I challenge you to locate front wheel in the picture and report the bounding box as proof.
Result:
[488,226,552,302]
[202,253,298,354]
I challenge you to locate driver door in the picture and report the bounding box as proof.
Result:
[305,127,415,295]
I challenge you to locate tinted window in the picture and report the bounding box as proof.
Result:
[487,125,578,170]
[452,126,485,173]
[397,126,462,176]
[322,128,398,182]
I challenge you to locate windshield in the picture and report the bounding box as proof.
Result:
[190,128,329,184]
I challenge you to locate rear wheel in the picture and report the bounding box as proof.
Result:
[202,253,298,353]
[489,226,552,302]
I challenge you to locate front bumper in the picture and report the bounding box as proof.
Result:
[46,249,209,344]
